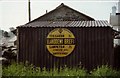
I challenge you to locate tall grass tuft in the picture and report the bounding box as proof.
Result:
[90,65,119,76]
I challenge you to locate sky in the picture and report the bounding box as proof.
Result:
[0,0,119,31]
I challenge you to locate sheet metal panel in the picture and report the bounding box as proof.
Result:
[17,27,114,70]
[18,21,112,28]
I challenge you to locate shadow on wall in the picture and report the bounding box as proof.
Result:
[114,45,120,69]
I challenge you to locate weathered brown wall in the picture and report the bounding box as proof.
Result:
[114,45,120,69]
[17,27,114,70]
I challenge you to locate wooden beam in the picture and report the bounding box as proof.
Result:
[28,0,31,22]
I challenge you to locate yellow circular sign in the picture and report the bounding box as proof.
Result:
[46,28,75,57]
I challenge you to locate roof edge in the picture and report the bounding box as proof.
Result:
[26,3,95,24]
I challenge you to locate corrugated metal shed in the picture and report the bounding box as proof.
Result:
[17,20,114,71]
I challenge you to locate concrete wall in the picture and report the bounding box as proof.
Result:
[110,13,120,45]
[110,14,119,26]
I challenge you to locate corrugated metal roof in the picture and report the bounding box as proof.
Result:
[18,20,112,28]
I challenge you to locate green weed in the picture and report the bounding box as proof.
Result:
[2,63,120,77]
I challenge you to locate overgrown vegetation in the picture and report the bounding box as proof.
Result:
[90,65,120,76]
[2,63,120,77]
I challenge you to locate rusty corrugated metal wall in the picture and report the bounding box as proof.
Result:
[17,27,114,70]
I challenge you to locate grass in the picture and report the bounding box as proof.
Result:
[2,62,120,77]
[90,65,120,76]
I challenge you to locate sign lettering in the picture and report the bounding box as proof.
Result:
[46,28,75,57]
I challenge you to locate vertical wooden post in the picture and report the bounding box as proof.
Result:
[28,0,31,22]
